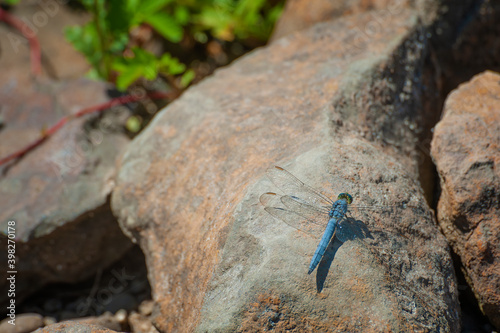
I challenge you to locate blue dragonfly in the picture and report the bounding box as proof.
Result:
[260,166,396,274]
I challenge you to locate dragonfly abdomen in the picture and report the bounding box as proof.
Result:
[308,217,337,274]
[308,200,348,274]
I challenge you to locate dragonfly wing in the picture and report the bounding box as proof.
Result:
[350,204,426,216]
[280,195,330,222]
[266,166,333,208]
[260,192,327,237]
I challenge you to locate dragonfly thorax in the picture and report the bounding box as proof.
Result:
[329,199,349,218]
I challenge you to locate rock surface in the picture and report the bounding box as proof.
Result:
[271,0,408,41]
[0,313,43,333]
[129,309,160,333]
[33,322,119,333]
[111,2,471,331]
[2,1,90,79]
[201,146,458,332]
[431,71,500,329]
[70,312,123,331]
[0,3,132,306]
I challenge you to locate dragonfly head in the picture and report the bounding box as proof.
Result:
[337,193,353,204]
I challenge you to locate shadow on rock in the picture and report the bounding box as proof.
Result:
[315,217,374,292]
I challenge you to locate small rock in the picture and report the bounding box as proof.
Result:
[138,300,154,316]
[0,313,43,333]
[128,312,159,333]
[114,309,128,324]
[43,317,57,326]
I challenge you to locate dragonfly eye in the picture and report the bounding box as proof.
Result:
[338,193,353,204]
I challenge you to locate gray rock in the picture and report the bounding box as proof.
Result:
[0,3,132,306]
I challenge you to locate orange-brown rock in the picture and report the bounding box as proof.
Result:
[111,2,471,331]
[431,71,500,329]
[271,0,409,41]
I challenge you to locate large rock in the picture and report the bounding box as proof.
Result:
[111,2,472,331]
[200,145,458,332]
[0,2,132,305]
[431,71,500,329]
[0,77,133,306]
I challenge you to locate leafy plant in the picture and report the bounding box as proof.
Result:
[65,0,190,90]
[192,0,283,42]
[111,47,195,90]
[65,0,283,91]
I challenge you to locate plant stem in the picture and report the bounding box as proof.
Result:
[93,0,110,79]
[0,91,176,166]
[0,7,42,75]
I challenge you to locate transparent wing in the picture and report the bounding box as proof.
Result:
[260,192,328,237]
[280,195,330,221]
[266,166,333,208]
[350,202,426,215]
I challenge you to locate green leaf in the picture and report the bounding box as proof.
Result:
[130,47,155,61]
[234,0,265,17]
[126,0,141,12]
[159,53,185,74]
[180,69,195,88]
[112,48,162,90]
[85,68,102,80]
[174,6,190,25]
[145,12,184,42]
[114,65,144,91]
[65,23,105,75]
[65,24,95,54]
[108,0,134,33]
[193,8,234,41]
[108,32,130,53]
[139,0,175,15]
[194,7,232,29]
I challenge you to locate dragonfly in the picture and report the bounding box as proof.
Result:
[260,166,398,274]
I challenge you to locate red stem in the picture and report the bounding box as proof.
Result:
[0,7,42,76]
[0,91,175,166]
